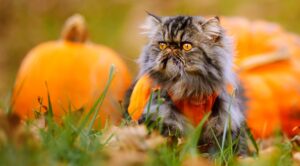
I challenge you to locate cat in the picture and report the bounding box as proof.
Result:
[125,13,248,155]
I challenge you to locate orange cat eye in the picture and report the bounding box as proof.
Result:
[182,43,192,51]
[159,42,167,50]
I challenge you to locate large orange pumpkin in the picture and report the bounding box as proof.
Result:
[222,17,300,138]
[11,14,131,126]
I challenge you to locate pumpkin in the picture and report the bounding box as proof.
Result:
[11,14,132,126]
[222,17,300,138]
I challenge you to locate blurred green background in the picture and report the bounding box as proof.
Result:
[0,0,300,99]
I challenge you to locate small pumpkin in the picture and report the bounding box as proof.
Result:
[11,14,132,126]
[222,17,300,138]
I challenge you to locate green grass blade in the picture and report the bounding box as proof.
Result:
[77,65,115,133]
[246,124,259,155]
[86,65,115,133]
[45,82,54,118]
[180,112,211,159]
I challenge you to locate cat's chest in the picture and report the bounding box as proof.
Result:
[127,74,218,125]
[155,78,219,125]
[170,93,218,125]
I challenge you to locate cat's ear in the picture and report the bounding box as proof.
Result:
[140,12,162,37]
[200,16,222,42]
[146,11,162,24]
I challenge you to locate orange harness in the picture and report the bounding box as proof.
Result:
[128,75,218,125]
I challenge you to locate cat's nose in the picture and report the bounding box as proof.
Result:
[170,48,180,55]
[165,47,179,55]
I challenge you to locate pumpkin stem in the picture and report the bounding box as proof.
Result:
[61,14,88,43]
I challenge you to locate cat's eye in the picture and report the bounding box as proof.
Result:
[182,43,192,51]
[159,42,167,50]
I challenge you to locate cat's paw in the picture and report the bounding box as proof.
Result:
[138,110,187,137]
[160,114,186,137]
[138,89,191,137]
[138,102,189,137]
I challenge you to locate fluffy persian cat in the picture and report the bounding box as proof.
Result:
[125,13,248,154]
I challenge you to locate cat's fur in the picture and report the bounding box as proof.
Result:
[125,14,247,154]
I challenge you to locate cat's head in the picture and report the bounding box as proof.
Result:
[139,14,235,98]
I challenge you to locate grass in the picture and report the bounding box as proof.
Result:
[0,66,298,166]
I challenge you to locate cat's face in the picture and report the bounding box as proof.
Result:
[139,14,234,98]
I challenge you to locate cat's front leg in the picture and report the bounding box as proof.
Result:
[138,90,191,137]
[201,92,248,155]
